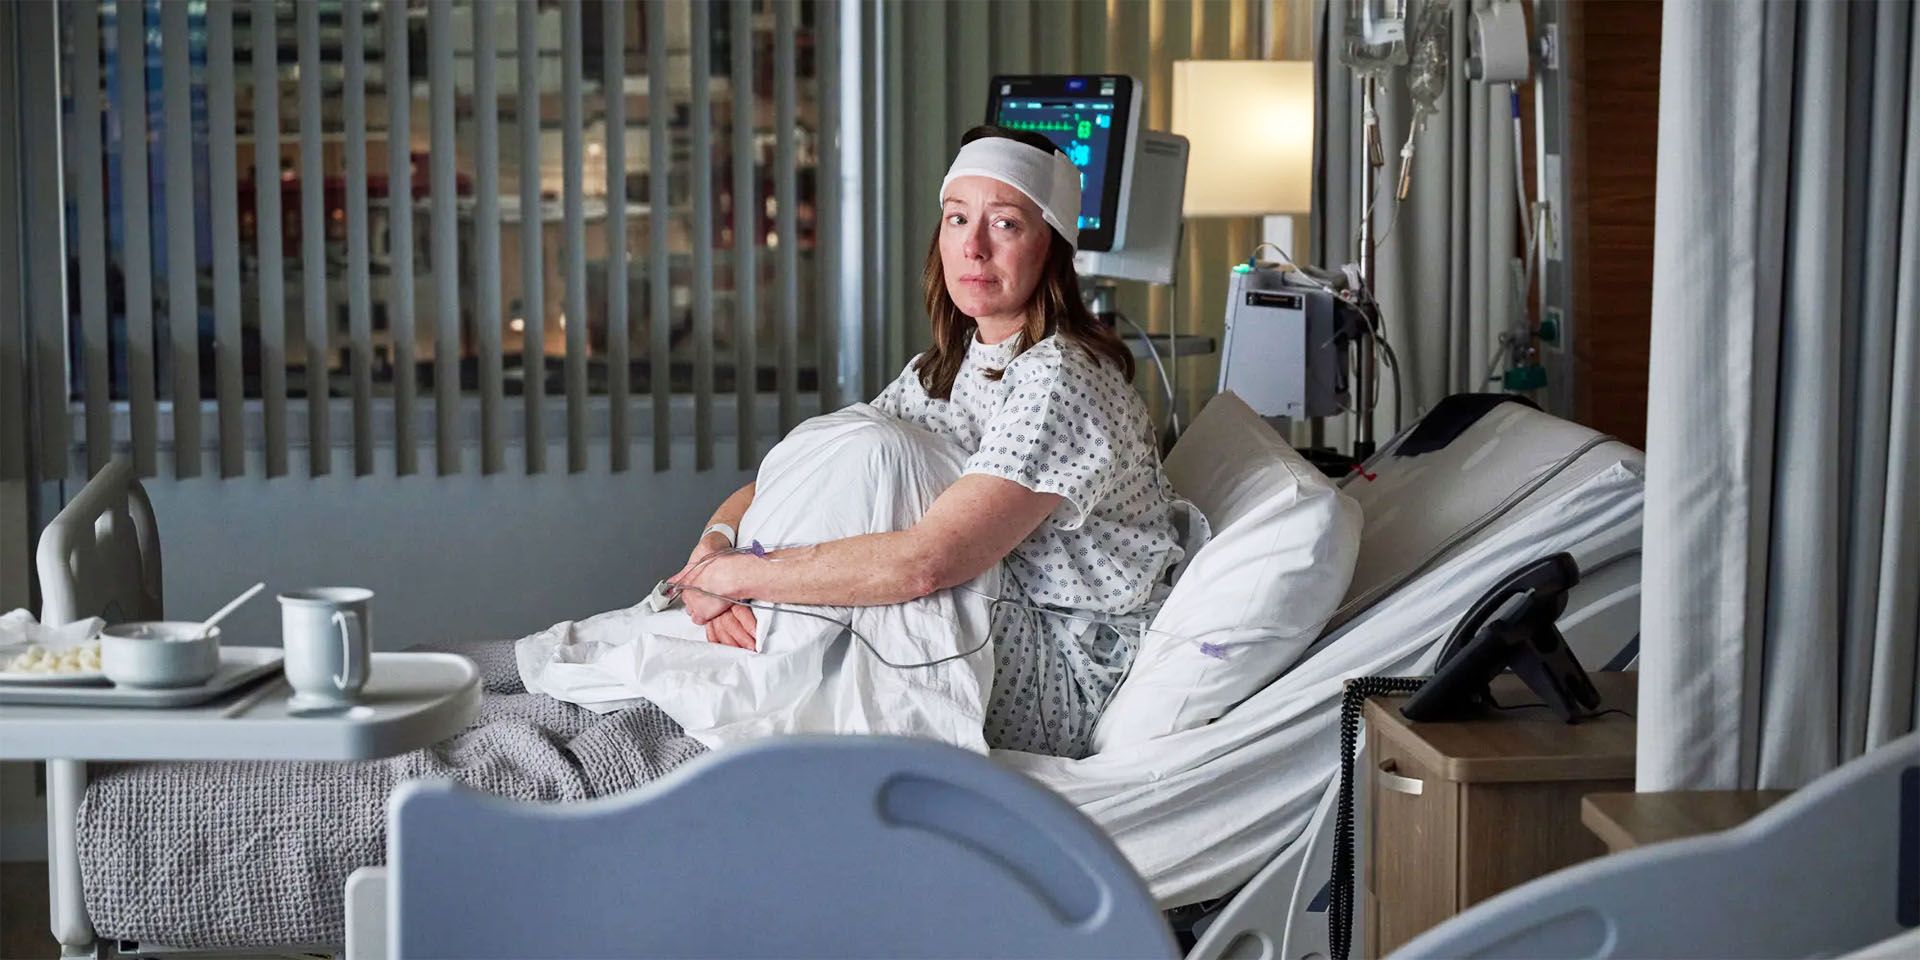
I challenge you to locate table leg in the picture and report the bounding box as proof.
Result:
[46,759,95,951]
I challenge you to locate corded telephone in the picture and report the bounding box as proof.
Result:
[1400,551,1602,723]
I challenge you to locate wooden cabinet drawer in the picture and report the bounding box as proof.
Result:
[1367,732,1456,957]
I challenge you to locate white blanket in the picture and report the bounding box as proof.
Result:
[517,405,1000,751]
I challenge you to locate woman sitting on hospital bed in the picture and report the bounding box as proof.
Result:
[77,128,1189,949]
[669,125,1184,757]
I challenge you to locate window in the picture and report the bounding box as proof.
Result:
[54,0,835,475]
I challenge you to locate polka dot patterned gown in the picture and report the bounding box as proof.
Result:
[873,331,1184,757]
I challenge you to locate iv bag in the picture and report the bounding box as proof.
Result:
[1407,2,1452,119]
[1341,0,1409,77]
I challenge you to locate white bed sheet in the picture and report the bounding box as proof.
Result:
[999,458,1646,907]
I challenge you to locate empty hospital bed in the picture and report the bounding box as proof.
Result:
[1393,729,1919,959]
[37,391,1642,958]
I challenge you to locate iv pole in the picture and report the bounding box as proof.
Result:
[1354,76,1381,459]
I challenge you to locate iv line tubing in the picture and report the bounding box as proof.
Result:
[667,547,1173,671]
[669,583,996,669]
[666,581,1183,671]
[1117,309,1177,414]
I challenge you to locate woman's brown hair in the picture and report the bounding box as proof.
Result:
[913,125,1135,400]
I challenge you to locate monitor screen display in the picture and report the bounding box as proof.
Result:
[985,75,1136,252]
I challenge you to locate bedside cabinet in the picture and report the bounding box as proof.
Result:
[1362,672,1638,957]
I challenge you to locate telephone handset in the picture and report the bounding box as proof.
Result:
[1400,551,1602,723]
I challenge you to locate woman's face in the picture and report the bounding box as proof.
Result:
[939,174,1053,332]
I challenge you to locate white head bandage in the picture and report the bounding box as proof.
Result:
[940,137,1083,248]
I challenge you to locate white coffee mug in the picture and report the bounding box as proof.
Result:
[278,587,373,709]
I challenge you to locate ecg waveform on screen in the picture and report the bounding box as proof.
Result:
[1002,119,1075,132]
[999,118,1098,138]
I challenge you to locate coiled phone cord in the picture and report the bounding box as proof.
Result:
[1329,676,1428,960]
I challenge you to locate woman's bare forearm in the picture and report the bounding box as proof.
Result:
[691,474,1059,607]
[704,531,944,607]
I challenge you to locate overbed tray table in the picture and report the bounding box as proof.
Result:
[0,651,481,761]
[1,651,482,957]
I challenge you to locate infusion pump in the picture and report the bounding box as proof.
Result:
[1217,264,1355,421]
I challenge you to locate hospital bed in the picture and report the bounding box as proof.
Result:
[37,392,1643,958]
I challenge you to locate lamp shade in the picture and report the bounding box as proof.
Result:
[1173,60,1315,217]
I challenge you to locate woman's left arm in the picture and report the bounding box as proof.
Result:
[681,474,1059,613]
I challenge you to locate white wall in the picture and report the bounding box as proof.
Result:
[1,438,754,860]
[145,440,756,652]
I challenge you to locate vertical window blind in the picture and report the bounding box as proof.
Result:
[17,0,844,481]
[8,0,1294,485]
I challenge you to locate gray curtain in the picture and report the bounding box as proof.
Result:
[1639,0,1919,791]
[1312,0,1519,444]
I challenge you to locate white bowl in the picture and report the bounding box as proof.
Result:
[101,622,221,689]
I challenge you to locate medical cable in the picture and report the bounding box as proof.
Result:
[1485,333,1515,385]
[1113,309,1182,437]
[1510,84,1534,256]
[666,556,1193,673]
[1168,231,1182,436]
[1246,242,1344,299]
[667,582,997,669]
[1347,289,1402,435]
[1365,312,1405,434]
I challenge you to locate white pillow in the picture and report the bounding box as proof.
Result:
[1091,393,1361,751]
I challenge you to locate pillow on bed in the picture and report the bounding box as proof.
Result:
[1091,392,1361,751]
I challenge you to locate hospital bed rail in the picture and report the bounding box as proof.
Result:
[373,736,1178,959]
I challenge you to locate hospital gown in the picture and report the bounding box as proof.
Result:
[873,332,1184,757]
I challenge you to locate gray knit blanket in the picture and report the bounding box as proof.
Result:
[76,639,709,950]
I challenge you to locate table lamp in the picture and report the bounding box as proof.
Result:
[1172,60,1315,219]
